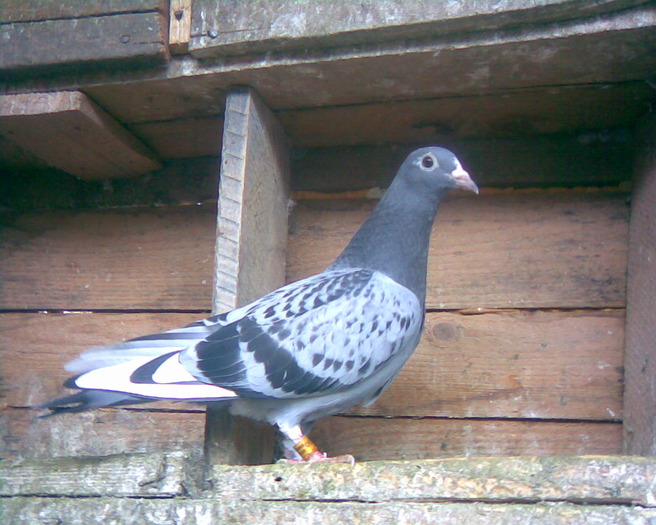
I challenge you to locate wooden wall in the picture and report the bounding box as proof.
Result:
[1,206,214,459]
[0,179,629,461]
[293,190,628,460]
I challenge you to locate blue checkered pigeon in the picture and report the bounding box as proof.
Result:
[40,146,478,462]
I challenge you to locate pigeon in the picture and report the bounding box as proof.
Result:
[39,146,478,463]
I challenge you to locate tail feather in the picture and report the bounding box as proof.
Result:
[36,391,149,417]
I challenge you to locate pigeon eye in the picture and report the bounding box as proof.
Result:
[420,154,438,171]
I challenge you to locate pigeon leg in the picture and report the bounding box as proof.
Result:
[278,425,355,465]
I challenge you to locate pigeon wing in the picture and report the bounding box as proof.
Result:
[180,268,423,399]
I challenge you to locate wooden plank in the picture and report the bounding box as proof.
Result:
[352,310,624,420]
[126,82,651,163]
[0,11,169,72]
[190,0,650,58]
[169,0,193,54]
[287,191,629,309]
[0,0,166,23]
[0,312,202,409]
[3,454,654,505]
[279,83,654,148]
[213,86,290,312]
[5,498,655,525]
[0,206,216,310]
[311,417,623,461]
[0,91,162,179]
[624,114,656,455]
[1,407,205,460]
[1,451,189,497]
[209,456,654,506]
[290,136,635,192]
[130,116,223,159]
[82,5,656,125]
[207,86,290,464]
[0,157,220,212]
[1,310,624,419]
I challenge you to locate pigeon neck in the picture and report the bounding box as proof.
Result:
[330,178,448,304]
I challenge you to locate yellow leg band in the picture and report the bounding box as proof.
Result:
[293,436,319,460]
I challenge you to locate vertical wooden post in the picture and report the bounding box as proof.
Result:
[623,112,656,455]
[205,86,290,465]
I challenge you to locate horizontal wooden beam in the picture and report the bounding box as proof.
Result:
[0,11,169,72]
[189,0,648,58]
[0,205,215,310]
[0,91,162,179]
[287,191,629,309]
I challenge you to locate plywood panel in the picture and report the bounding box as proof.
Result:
[287,191,629,309]
[311,417,623,461]
[0,206,216,310]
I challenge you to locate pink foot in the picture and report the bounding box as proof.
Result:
[278,451,355,465]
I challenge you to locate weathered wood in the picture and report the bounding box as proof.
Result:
[169,0,193,54]
[0,0,166,23]
[131,117,223,159]
[1,310,624,419]
[278,83,654,148]
[5,499,654,525]
[0,157,220,212]
[207,86,290,464]
[213,86,290,312]
[287,191,629,309]
[0,91,162,179]
[190,0,650,57]
[1,407,205,460]
[126,83,646,170]
[79,5,656,126]
[353,310,624,420]
[290,136,635,192]
[311,417,623,461]
[0,312,202,409]
[0,206,216,310]
[0,451,190,497]
[624,114,656,455]
[4,454,654,524]
[0,12,169,72]
[2,453,653,503]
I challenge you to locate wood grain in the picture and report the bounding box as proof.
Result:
[209,87,290,464]
[1,309,624,420]
[311,417,623,461]
[0,206,216,310]
[0,312,202,409]
[0,0,167,23]
[353,310,624,420]
[623,115,656,455]
[0,91,162,179]
[287,191,629,309]
[1,407,205,460]
[0,11,169,72]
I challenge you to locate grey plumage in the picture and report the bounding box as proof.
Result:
[39,146,478,462]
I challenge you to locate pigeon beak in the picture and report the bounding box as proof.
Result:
[452,165,479,194]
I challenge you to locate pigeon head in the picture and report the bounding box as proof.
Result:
[398,146,478,196]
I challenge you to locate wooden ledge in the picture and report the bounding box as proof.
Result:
[2,454,654,523]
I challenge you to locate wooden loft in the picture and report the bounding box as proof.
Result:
[2,2,656,522]
[1,0,655,183]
